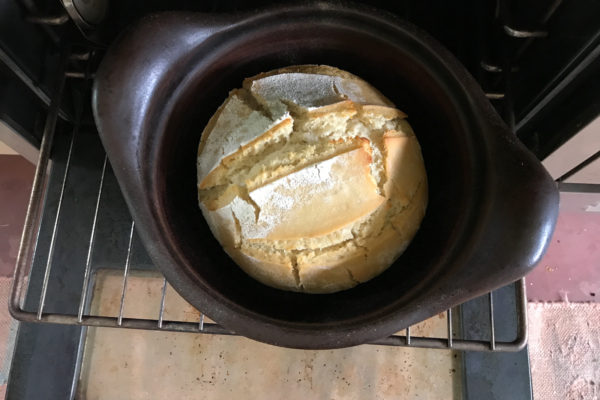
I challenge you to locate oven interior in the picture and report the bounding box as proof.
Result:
[1,0,599,398]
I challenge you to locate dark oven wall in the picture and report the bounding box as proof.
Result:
[2,0,600,162]
[100,0,599,160]
[89,0,494,81]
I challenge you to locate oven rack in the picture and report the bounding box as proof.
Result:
[9,51,528,353]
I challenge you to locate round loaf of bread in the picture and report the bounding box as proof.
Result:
[197,65,428,293]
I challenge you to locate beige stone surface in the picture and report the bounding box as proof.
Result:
[78,270,461,400]
[529,303,600,400]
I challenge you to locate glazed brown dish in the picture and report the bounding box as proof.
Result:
[93,4,558,348]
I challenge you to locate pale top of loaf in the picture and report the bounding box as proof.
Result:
[234,144,384,241]
[198,66,394,185]
[197,65,427,293]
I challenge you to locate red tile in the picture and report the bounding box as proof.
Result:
[0,155,35,277]
[527,209,600,302]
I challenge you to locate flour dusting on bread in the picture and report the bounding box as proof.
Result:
[197,65,427,293]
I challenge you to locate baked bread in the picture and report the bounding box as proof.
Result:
[197,65,427,293]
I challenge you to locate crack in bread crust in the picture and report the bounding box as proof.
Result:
[199,102,409,210]
[289,253,302,290]
[346,268,360,285]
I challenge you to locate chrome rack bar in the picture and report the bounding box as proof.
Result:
[9,50,69,319]
[489,292,496,350]
[158,278,168,328]
[77,156,108,322]
[447,308,454,348]
[117,222,135,326]
[36,115,77,320]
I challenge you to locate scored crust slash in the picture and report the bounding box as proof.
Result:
[197,65,428,294]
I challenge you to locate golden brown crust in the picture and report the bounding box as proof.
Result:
[304,100,358,119]
[294,181,427,292]
[234,245,299,291]
[361,104,407,120]
[390,181,428,239]
[244,146,384,241]
[198,65,427,294]
[199,117,293,189]
[197,89,243,157]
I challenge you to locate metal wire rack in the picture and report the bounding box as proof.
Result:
[9,49,528,353]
